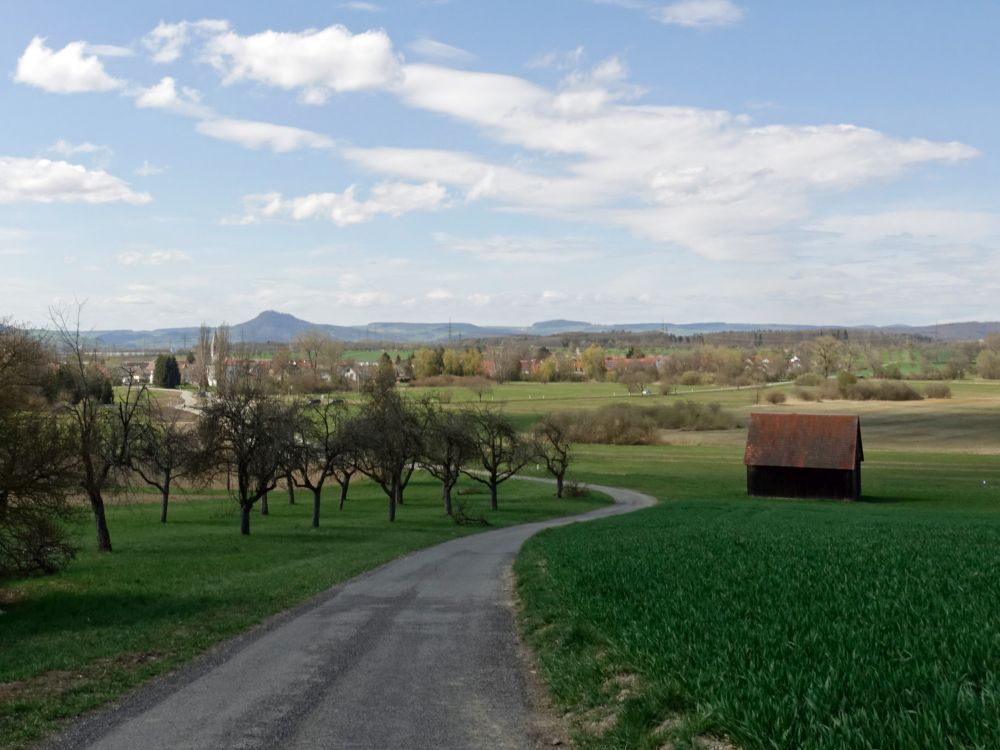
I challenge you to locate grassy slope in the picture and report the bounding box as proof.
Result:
[516,446,1000,749]
[0,476,606,749]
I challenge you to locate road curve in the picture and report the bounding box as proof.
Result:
[48,481,655,750]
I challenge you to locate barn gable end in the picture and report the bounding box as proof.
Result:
[744,413,863,500]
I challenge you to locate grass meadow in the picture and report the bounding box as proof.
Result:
[515,438,1000,748]
[0,476,606,749]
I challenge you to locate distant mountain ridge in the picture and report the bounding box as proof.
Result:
[87,310,1000,349]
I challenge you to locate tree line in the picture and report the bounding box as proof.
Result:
[0,323,573,580]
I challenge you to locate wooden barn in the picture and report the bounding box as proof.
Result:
[743,413,863,500]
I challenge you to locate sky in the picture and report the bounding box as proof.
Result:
[2,0,999,330]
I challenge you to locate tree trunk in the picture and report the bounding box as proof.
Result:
[240,504,251,535]
[489,480,498,511]
[160,476,171,523]
[339,475,351,510]
[286,475,295,504]
[388,477,398,522]
[260,491,269,515]
[443,482,453,516]
[312,487,322,528]
[556,473,564,499]
[90,492,113,552]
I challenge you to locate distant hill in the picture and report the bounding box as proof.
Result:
[87,310,1000,350]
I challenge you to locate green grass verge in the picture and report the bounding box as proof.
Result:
[0,476,607,749]
[516,445,1000,749]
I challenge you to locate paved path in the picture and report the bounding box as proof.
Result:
[49,481,655,750]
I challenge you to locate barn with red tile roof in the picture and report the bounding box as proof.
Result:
[744,412,863,500]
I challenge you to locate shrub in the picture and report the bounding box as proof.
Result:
[836,371,858,392]
[558,401,741,445]
[924,384,952,399]
[838,380,923,401]
[881,364,903,380]
[766,390,787,404]
[679,371,703,386]
[794,388,817,402]
[794,373,822,387]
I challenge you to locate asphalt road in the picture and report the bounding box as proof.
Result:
[48,481,654,750]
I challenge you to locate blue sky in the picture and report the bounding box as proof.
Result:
[2,0,999,329]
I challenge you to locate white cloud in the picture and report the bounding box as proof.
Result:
[142,19,229,64]
[0,157,151,205]
[345,58,979,260]
[231,182,447,225]
[82,43,133,57]
[653,0,745,27]
[408,38,476,62]
[426,288,454,300]
[436,233,601,263]
[116,250,192,265]
[340,2,384,11]
[15,37,124,93]
[204,24,403,104]
[526,46,585,70]
[467,293,492,306]
[195,118,335,152]
[47,140,113,158]
[808,210,1000,245]
[136,161,167,177]
[133,76,210,117]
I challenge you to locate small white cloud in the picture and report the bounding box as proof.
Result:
[116,250,191,265]
[340,2,383,10]
[0,157,151,205]
[82,43,133,57]
[653,0,745,27]
[526,46,585,70]
[195,118,335,152]
[135,161,167,177]
[15,37,124,93]
[133,76,209,117]
[142,19,230,64]
[46,140,113,169]
[231,182,447,226]
[204,24,403,104]
[426,288,454,300]
[408,38,476,63]
[466,293,492,306]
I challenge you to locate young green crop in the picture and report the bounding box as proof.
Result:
[517,446,1000,749]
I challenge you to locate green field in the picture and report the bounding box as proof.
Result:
[516,443,1000,749]
[0,477,606,749]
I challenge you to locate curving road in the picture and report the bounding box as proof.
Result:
[48,481,655,750]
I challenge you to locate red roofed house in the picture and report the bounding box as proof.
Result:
[744,413,863,500]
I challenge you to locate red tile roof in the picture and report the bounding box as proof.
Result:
[744,413,862,470]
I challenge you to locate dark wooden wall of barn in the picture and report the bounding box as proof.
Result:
[747,464,861,500]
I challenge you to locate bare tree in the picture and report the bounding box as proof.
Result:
[293,329,344,387]
[132,393,205,523]
[422,407,476,515]
[194,323,212,393]
[810,335,843,378]
[532,415,572,498]
[353,386,423,521]
[462,406,529,510]
[287,400,352,528]
[213,323,231,390]
[200,373,293,535]
[52,307,147,553]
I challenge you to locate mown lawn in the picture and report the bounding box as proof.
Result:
[0,475,606,749]
[516,445,1000,749]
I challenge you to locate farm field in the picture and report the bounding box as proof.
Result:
[516,435,1000,747]
[0,477,607,749]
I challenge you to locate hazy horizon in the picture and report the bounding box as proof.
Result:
[3,2,998,329]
